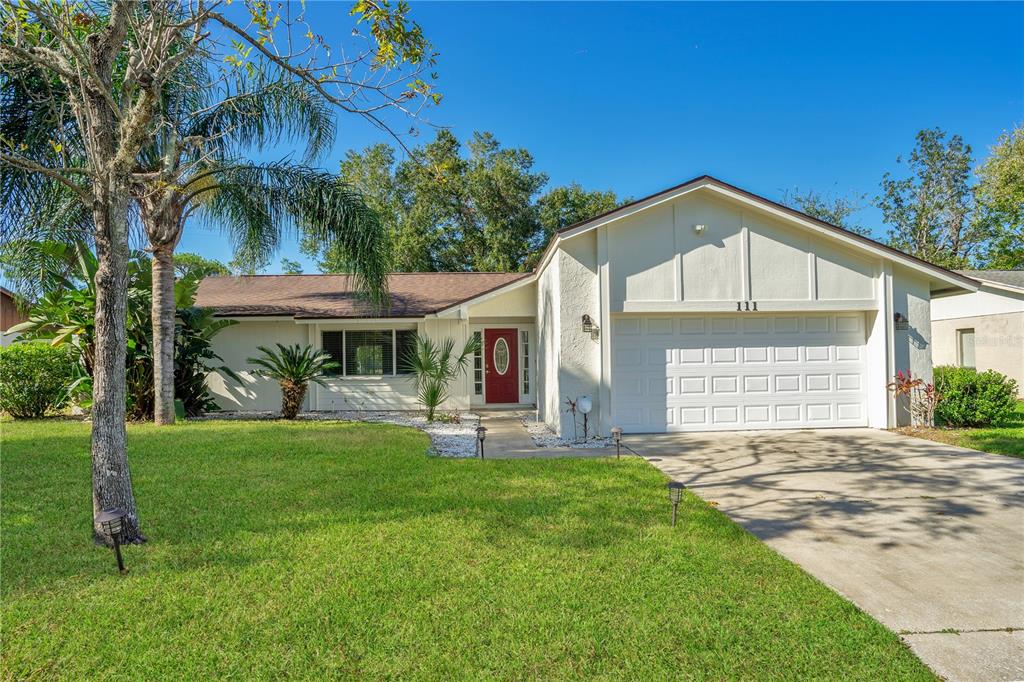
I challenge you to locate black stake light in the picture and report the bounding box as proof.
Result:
[94,508,128,574]
[610,427,623,459]
[476,425,487,459]
[667,482,685,527]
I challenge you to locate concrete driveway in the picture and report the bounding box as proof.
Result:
[635,428,1024,682]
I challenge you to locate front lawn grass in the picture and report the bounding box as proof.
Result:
[1,419,932,679]
[898,401,1024,458]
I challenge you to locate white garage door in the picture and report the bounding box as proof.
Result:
[611,313,869,432]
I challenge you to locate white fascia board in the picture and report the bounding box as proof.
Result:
[293,317,424,325]
[215,315,296,323]
[977,280,1024,295]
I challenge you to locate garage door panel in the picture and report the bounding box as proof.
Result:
[611,313,868,432]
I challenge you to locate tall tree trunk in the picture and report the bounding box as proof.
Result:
[91,186,145,544]
[151,245,176,425]
[141,195,184,427]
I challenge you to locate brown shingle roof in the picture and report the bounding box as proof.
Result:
[194,272,531,319]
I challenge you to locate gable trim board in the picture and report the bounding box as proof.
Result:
[196,175,976,435]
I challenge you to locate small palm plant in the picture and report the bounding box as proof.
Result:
[403,335,480,421]
[248,344,339,419]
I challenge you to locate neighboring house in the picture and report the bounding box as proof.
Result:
[931,270,1024,387]
[1,287,28,347]
[196,175,978,435]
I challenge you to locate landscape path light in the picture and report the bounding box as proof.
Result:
[667,482,685,527]
[610,426,623,459]
[94,508,128,574]
[577,396,592,440]
[476,425,487,459]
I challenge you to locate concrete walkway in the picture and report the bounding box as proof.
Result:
[628,428,1024,682]
[477,411,608,458]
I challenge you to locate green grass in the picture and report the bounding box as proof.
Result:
[1,419,933,680]
[901,401,1024,458]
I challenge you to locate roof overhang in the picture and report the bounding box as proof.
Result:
[536,175,980,295]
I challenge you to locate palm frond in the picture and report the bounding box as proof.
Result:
[247,343,339,386]
[184,74,335,163]
[191,162,391,308]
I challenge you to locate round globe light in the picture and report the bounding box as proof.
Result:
[577,395,592,415]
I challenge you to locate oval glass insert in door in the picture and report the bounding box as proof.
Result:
[493,337,510,375]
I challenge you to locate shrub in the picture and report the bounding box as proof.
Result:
[933,365,1019,427]
[0,343,75,418]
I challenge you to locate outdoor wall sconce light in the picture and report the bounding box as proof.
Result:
[893,312,909,330]
[693,223,706,235]
[476,425,487,459]
[610,426,623,459]
[667,481,685,527]
[94,508,128,574]
[582,314,594,334]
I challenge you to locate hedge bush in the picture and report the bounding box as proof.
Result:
[0,343,75,418]
[933,365,1019,427]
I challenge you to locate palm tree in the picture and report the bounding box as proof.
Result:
[403,335,480,421]
[136,71,391,425]
[247,344,339,419]
[2,68,392,426]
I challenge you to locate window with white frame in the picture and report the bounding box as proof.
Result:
[472,331,483,395]
[321,330,417,377]
[520,330,530,394]
[957,328,976,369]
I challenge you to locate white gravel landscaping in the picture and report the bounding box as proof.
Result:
[195,410,482,458]
[520,415,610,449]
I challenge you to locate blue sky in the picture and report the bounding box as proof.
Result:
[178,1,1024,272]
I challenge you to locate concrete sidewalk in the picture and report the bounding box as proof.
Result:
[478,411,609,459]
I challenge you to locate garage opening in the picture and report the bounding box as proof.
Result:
[610,313,869,432]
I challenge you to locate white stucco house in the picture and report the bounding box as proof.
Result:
[931,270,1024,387]
[196,175,979,435]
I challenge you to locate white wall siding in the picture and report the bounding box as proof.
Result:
[932,285,1024,320]
[208,317,475,413]
[206,319,311,411]
[606,192,877,310]
[466,282,537,317]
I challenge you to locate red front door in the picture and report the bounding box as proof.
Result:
[484,328,519,404]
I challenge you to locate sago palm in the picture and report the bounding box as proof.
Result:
[248,344,339,419]
[403,335,479,421]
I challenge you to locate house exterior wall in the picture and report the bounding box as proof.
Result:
[206,317,475,413]
[537,250,562,431]
[545,188,958,433]
[554,232,601,437]
[890,266,933,426]
[931,284,1024,386]
[932,285,1024,320]
[932,312,1024,387]
[206,319,312,411]
[466,282,536,317]
[605,192,877,311]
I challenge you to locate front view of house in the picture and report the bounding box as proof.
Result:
[196,175,979,436]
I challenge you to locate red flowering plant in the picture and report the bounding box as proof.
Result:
[887,370,942,428]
